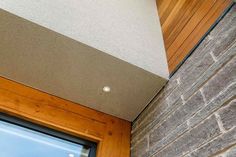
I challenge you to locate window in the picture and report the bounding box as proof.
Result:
[0,113,96,157]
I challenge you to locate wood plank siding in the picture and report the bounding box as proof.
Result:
[156,0,233,73]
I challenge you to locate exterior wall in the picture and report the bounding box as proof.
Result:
[131,5,236,157]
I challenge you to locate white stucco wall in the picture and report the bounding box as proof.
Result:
[0,0,169,78]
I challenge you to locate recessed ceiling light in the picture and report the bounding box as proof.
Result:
[68,154,74,157]
[103,86,111,92]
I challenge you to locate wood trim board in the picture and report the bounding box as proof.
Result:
[0,76,131,157]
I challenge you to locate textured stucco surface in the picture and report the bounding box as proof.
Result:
[0,9,167,121]
[0,0,169,78]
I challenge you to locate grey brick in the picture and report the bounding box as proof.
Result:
[132,89,169,132]
[133,96,168,132]
[212,21,236,59]
[218,100,236,130]
[189,83,236,128]
[139,101,168,130]
[131,7,236,157]
[131,100,169,144]
[176,31,213,78]
[189,127,236,157]
[177,6,236,99]
[202,56,236,102]
[131,137,148,157]
[132,99,182,145]
[162,79,179,98]
[211,5,236,58]
[183,42,236,100]
[180,54,214,91]
[167,86,183,107]
[147,122,188,157]
[150,92,204,147]
[153,115,221,157]
[132,78,179,132]
[132,98,158,131]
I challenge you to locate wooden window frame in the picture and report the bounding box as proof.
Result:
[0,77,131,157]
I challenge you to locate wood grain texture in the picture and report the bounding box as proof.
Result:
[0,77,131,157]
[156,0,233,73]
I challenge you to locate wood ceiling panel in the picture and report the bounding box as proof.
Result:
[156,0,233,73]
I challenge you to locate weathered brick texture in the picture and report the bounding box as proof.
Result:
[131,5,236,157]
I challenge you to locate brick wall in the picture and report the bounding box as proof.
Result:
[131,4,236,157]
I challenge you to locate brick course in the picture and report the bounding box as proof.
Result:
[131,5,236,157]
